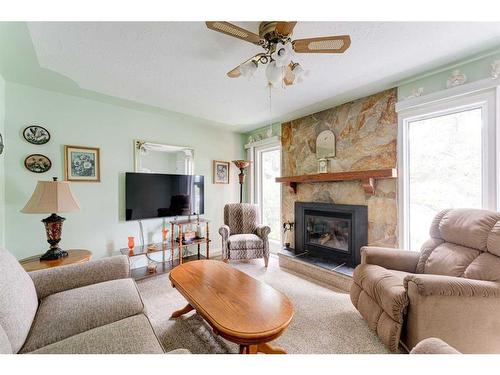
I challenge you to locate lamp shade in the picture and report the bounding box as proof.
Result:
[232,160,251,170]
[21,179,80,214]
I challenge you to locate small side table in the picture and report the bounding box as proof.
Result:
[19,249,93,272]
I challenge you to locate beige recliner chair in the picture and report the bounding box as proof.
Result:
[350,208,500,354]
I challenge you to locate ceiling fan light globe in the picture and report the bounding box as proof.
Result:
[272,42,293,68]
[239,60,258,78]
[266,61,283,86]
[292,64,308,84]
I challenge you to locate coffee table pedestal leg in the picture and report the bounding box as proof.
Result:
[170,304,194,319]
[239,342,286,354]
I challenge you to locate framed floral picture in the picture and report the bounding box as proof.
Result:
[64,145,101,182]
[213,160,230,184]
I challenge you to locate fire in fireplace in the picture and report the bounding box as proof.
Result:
[295,202,367,267]
[305,215,350,252]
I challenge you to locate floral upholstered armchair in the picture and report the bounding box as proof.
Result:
[219,203,271,267]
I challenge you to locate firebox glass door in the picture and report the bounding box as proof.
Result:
[305,214,351,253]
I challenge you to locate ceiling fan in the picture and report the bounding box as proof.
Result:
[206,21,351,86]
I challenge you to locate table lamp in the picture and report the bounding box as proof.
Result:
[232,160,252,203]
[21,177,80,260]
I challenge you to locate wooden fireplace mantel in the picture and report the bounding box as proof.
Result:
[275,168,397,195]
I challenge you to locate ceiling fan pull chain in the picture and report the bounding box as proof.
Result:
[269,83,273,119]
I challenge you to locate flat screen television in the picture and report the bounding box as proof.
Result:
[125,172,204,221]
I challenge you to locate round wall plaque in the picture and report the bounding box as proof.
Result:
[24,154,52,173]
[23,125,51,145]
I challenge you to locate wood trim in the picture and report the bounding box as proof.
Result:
[275,168,397,195]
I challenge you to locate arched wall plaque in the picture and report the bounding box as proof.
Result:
[316,130,336,159]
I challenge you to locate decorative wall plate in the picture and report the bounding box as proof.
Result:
[23,125,51,145]
[24,154,52,173]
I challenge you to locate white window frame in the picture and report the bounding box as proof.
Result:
[245,136,282,245]
[397,88,498,250]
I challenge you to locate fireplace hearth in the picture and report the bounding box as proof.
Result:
[290,202,367,270]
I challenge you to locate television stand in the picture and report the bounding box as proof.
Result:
[170,218,210,263]
[119,218,210,280]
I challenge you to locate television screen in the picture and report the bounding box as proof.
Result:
[125,172,204,221]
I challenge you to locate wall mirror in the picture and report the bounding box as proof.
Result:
[316,130,336,159]
[134,140,194,174]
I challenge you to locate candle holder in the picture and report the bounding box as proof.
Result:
[283,221,294,249]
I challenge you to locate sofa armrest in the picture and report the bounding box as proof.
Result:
[361,246,420,273]
[255,225,271,241]
[410,338,460,354]
[404,274,500,298]
[29,255,130,299]
[166,348,191,354]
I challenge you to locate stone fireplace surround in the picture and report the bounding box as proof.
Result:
[278,88,398,288]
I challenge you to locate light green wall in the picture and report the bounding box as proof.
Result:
[398,48,500,100]
[0,74,5,248]
[4,82,244,261]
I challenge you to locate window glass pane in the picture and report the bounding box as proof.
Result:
[261,149,281,243]
[408,108,482,251]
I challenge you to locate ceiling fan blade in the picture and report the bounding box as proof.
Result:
[293,35,351,53]
[276,21,297,37]
[206,21,263,45]
[226,53,266,78]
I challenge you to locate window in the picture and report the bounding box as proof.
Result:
[399,91,497,251]
[260,148,281,243]
[246,137,282,253]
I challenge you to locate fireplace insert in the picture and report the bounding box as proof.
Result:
[295,202,367,267]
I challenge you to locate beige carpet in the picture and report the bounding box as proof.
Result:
[136,256,389,354]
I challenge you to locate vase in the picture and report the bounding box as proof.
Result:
[128,236,135,250]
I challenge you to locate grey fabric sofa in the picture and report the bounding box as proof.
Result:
[0,248,188,354]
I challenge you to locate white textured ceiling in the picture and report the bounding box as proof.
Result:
[27,22,500,131]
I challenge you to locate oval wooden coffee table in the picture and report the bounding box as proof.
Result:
[169,260,294,354]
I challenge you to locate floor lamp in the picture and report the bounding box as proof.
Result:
[232,160,251,203]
